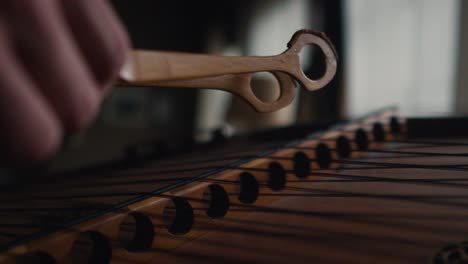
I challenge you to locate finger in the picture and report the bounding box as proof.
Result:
[5,0,100,132]
[62,0,130,91]
[0,24,62,162]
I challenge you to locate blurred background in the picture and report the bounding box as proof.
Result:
[47,0,467,171]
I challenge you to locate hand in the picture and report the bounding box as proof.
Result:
[0,0,129,163]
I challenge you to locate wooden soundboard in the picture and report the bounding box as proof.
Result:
[2,107,468,264]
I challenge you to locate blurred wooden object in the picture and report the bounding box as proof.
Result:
[119,30,338,113]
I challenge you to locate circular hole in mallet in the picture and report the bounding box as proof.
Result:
[238,172,259,204]
[163,197,194,235]
[119,212,155,252]
[250,72,280,103]
[267,162,287,191]
[69,231,112,264]
[293,152,310,178]
[315,143,332,169]
[298,44,326,80]
[203,184,230,219]
[336,136,352,158]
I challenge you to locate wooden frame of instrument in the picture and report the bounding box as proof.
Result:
[0,107,402,263]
